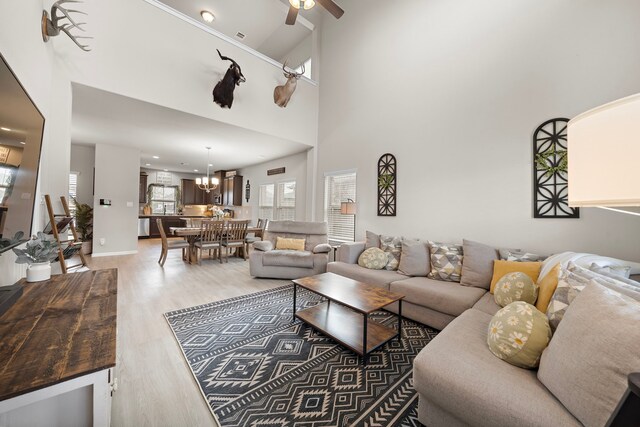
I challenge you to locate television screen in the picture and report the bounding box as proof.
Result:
[0,53,45,244]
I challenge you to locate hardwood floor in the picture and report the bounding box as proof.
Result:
[87,239,288,427]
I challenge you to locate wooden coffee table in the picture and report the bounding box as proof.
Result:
[292,272,404,365]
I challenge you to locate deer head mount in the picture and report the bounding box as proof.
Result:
[42,0,92,52]
[212,49,246,109]
[273,62,305,108]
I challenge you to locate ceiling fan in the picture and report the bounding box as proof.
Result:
[286,0,344,25]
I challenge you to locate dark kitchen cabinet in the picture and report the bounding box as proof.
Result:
[181,179,196,205]
[148,216,184,238]
[139,172,148,204]
[223,175,243,207]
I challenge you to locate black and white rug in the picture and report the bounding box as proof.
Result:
[165,284,438,426]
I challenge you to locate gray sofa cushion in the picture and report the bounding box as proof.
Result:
[460,239,498,289]
[472,291,501,316]
[263,221,329,252]
[538,283,640,427]
[390,277,485,317]
[336,242,365,264]
[262,250,314,268]
[365,230,380,249]
[327,262,407,289]
[413,309,580,427]
[398,240,429,277]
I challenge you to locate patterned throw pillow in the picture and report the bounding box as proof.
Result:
[499,249,547,262]
[427,242,463,282]
[380,235,402,271]
[357,248,388,270]
[546,268,591,331]
[494,272,539,307]
[487,302,551,369]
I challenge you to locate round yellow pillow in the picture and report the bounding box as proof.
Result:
[487,302,551,369]
[494,272,539,307]
[358,247,388,270]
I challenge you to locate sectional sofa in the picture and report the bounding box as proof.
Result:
[328,238,640,427]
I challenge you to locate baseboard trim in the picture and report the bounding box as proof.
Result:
[91,250,138,258]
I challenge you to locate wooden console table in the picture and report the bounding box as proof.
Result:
[0,269,118,426]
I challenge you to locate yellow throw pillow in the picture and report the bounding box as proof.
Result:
[536,263,561,313]
[275,237,306,251]
[490,260,542,294]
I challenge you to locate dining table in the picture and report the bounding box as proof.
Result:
[170,225,262,264]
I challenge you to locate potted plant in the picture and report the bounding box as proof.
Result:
[13,232,60,282]
[73,197,93,254]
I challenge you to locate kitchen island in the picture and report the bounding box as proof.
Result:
[138,215,207,238]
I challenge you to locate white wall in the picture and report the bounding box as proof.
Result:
[92,144,140,256]
[0,1,72,284]
[316,0,640,261]
[60,0,319,147]
[239,151,309,224]
[70,145,95,206]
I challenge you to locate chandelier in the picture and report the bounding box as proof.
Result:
[195,147,219,193]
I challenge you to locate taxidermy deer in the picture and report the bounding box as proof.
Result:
[42,0,92,52]
[273,62,305,108]
[212,49,246,109]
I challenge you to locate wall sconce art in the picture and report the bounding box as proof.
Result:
[42,0,92,52]
[245,180,251,203]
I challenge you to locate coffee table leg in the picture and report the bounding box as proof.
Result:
[292,283,297,322]
[363,314,368,367]
[398,300,403,341]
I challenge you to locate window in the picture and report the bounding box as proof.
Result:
[0,166,16,205]
[150,184,178,215]
[68,172,78,216]
[324,172,356,243]
[276,181,296,220]
[258,184,275,220]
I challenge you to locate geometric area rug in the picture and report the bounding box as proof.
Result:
[165,284,438,426]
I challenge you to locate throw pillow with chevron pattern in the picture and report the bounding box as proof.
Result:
[427,241,464,282]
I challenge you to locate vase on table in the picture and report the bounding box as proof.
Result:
[26,261,52,282]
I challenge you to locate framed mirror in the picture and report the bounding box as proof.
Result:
[0,53,45,247]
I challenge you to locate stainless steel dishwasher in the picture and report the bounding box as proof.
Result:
[138,217,150,238]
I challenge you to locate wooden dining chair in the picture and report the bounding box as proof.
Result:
[223,220,249,261]
[194,220,225,264]
[157,218,190,267]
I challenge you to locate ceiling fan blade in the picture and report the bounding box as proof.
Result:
[285,5,298,25]
[316,0,344,19]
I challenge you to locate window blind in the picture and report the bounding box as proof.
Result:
[259,183,275,220]
[324,172,356,243]
[68,172,78,216]
[276,181,296,220]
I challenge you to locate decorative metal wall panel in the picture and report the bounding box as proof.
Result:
[377,153,397,216]
[533,118,579,219]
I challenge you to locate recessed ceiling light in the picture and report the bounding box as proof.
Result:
[201,10,215,23]
[0,127,11,132]
[152,155,160,159]
[145,163,151,166]
[194,169,199,172]
[19,141,26,145]
[163,169,169,172]
[209,163,213,167]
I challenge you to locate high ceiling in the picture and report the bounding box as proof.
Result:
[157,0,324,65]
[71,84,310,173]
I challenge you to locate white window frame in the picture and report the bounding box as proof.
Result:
[275,180,296,221]
[68,171,79,216]
[258,183,275,220]
[324,170,357,244]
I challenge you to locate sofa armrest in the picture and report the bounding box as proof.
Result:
[313,243,332,254]
[253,241,274,252]
[336,242,366,264]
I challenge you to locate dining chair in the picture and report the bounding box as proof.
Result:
[194,220,225,264]
[157,218,190,267]
[244,218,267,255]
[223,220,249,261]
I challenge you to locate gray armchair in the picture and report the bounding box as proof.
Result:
[249,221,330,279]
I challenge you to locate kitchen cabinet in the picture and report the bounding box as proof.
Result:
[223,175,243,207]
[182,178,218,205]
[139,172,148,204]
[147,216,184,238]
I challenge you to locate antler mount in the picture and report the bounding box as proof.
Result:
[42,0,92,52]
